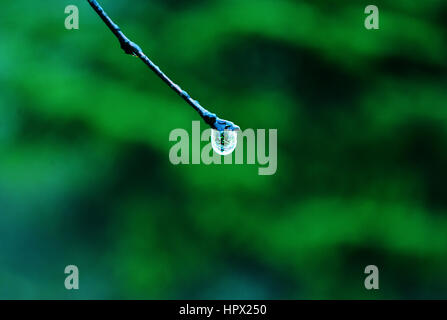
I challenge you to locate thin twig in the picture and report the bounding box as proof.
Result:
[87,0,239,131]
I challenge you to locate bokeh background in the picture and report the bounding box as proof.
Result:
[1,0,447,299]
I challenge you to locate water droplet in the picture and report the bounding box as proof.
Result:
[211,129,238,155]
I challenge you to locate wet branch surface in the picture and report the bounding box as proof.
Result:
[87,0,239,131]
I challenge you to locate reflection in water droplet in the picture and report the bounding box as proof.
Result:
[211,129,238,155]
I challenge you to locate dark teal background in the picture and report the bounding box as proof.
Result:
[1,0,447,299]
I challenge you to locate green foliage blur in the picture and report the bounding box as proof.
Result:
[1,0,447,299]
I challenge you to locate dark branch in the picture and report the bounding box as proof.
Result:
[87,0,239,132]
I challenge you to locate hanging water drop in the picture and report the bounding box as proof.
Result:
[211,129,238,155]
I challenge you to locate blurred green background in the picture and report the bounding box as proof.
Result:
[1,0,447,299]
